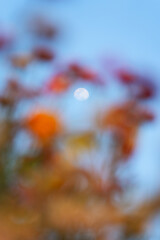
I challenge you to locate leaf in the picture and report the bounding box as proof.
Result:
[10,53,33,69]
[65,132,97,154]
[32,46,55,61]
[47,73,72,94]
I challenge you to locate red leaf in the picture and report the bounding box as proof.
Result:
[0,34,13,49]
[69,63,97,80]
[115,69,137,84]
[33,47,55,61]
[131,78,156,100]
[47,73,71,93]
[31,16,58,39]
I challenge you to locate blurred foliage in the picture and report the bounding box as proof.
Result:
[0,1,159,240]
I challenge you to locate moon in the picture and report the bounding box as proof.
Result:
[74,88,89,101]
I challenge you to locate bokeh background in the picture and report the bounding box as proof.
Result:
[0,0,160,238]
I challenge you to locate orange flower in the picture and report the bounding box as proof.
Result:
[26,110,62,141]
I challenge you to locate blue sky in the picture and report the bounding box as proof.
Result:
[1,0,160,71]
